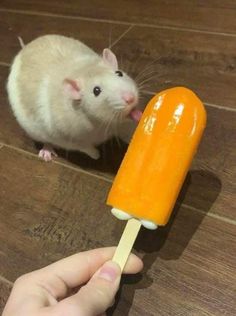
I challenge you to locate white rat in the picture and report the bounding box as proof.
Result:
[7,35,142,161]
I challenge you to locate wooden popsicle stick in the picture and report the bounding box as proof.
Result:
[112,218,142,271]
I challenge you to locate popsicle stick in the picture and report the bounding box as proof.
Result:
[112,218,142,271]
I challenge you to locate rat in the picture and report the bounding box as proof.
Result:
[7,34,142,161]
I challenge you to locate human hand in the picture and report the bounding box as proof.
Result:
[3,247,143,316]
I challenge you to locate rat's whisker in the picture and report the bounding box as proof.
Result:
[110,25,133,49]
[136,66,161,78]
[135,65,157,80]
[138,73,166,87]
[115,105,125,110]
[137,94,147,101]
[134,56,164,81]
[130,55,142,74]
[138,76,166,89]
[113,112,122,147]
[119,53,124,70]
[135,68,161,84]
[123,58,131,74]
[113,112,123,147]
[104,111,117,140]
[108,26,112,48]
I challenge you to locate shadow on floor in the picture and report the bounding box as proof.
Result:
[36,138,128,176]
[107,169,222,316]
[66,139,128,175]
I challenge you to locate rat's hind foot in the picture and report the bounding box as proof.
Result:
[38,145,57,162]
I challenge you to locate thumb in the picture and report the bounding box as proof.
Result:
[56,260,121,316]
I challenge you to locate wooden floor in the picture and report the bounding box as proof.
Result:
[0,1,236,315]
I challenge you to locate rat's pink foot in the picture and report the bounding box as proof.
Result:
[38,146,57,162]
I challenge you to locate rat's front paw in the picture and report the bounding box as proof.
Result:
[38,145,57,162]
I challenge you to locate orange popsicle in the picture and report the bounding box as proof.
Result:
[107,87,206,229]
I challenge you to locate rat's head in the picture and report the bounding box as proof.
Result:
[63,49,141,123]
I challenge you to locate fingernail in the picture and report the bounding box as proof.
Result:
[98,261,121,282]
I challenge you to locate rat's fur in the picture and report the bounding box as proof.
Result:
[7,35,139,159]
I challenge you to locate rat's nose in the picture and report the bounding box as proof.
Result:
[122,92,136,105]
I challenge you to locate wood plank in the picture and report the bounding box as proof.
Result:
[0,11,128,64]
[113,25,236,110]
[114,213,236,316]
[185,106,236,221]
[1,62,235,221]
[0,146,235,315]
[1,11,236,109]
[0,146,118,281]
[2,0,236,33]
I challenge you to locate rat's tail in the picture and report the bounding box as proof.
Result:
[17,36,25,48]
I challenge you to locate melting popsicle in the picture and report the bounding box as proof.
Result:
[107,87,207,270]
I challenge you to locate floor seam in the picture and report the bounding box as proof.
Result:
[2,143,113,183]
[204,102,236,112]
[181,203,236,226]
[1,8,236,38]
[0,8,132,25]
[1,144,235,226]
[143,90,236,112]
[134,23,236,38]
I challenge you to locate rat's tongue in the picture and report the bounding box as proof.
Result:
[129,109,143,122]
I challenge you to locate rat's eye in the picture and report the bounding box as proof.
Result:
[115,70,123,77]
[93,86,102,96]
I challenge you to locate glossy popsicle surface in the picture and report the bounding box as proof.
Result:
[107,87,206,226]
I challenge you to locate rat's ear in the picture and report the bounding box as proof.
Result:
[63,78,82,100]
[102,48,118,70]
